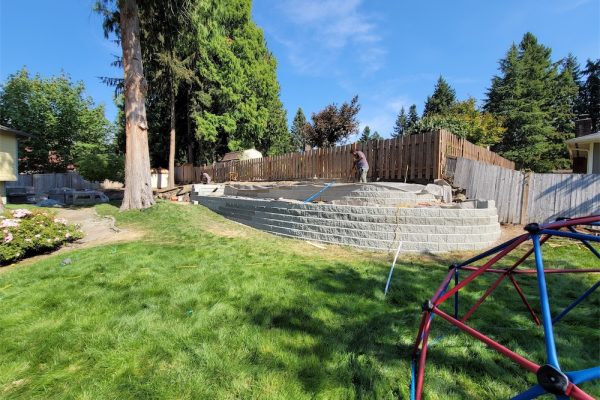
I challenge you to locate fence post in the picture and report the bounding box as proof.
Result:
[520,171,531,225]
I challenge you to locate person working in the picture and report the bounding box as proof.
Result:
[351,149,369,183]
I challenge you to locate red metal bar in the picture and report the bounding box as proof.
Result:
[462,272,508,322]
[508,234,552,270]
[461,235,553,322]
[433,307,540,373]
[567,383,596,400]
[509,275,541,325]
[460,266,600,275]
[542,215,600,230]
[435,236,528,305]
[512,268,600,274]
[415,315,433,400]
[411,312,429,358]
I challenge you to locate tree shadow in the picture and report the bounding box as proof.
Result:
[236,247,599,398]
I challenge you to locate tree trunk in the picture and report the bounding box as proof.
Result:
[187,86,195,164]
[119,0,155,210]
[168,82,176,188]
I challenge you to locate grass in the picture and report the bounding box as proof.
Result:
[0,201,598,399]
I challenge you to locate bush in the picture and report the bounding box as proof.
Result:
[73,143,124,182]
[1,209,83,265]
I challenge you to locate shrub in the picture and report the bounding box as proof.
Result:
[1,209,83,265]
[73,143,124,182]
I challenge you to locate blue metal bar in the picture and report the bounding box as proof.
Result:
[567,366,600,384]
[538,229,600,243]
[567,226,600,259]
[552,280,600,325]
[454,268,459,319]
[532,234,560,369]
[510,384,545,400]
[409,359,416,400]
[303,181,335,203]
[457,235,524,268]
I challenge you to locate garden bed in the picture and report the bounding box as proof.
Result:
[1,208,83,265]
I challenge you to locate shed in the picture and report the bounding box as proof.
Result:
[220,149,263,162]
[0,125,32,203]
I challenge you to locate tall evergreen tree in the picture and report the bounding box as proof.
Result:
[423,76,456,116]
[96,0,155,210]
[553,56,580,134]
[392,107,408,137]
[407,104,419,133]
[358,126,371,142]
[290,108,308,151]
[580,59,600,131]
[484,32,577,171]
[141,0,197,188]
[561,54,585,119]
[191,0,290,160]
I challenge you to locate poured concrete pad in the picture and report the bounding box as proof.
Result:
[213,182,443,207]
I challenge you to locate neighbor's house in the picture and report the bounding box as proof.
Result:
[566,118,600,174]
[0,125,32,203]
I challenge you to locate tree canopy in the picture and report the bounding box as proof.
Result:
[392,107,408,138]
[97,0,291,167]
[484,32,579,171]
[290,108,308,151]
[303,96,360,148]
[412,98,505,147]
[579,59,600,131]
[423,76,456,117]
[0,68,113,173]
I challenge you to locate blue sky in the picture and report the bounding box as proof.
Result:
[1,0,599,140]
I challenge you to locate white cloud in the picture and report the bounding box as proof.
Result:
[553,0,592,13]
[272,0,386,75]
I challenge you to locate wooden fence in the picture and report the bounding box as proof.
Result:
[176,130,515,184]
[6,172,101,195]
[447,157,600,224]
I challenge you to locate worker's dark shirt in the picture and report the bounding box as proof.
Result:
[354,151,369,169]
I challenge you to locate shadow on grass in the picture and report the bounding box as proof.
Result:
[239,253,599,398]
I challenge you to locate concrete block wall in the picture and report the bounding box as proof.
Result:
[193,195,501,253]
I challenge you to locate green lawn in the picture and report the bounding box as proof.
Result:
[0,202,598,399]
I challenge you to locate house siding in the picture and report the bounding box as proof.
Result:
[593,142,600,174]
[0,132,18,181]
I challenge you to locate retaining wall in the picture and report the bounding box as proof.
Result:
[194,195,501,253]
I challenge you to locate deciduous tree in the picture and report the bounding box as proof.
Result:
[303,96,360,148]
[0,68,112,173]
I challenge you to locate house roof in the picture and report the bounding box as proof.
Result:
[566,132,600,145]
[0,124,34,138]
